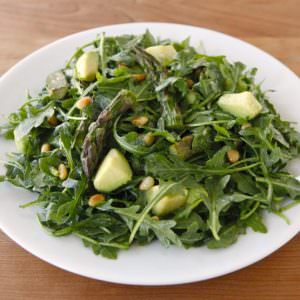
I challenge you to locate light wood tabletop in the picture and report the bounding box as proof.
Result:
[0,1,299,299]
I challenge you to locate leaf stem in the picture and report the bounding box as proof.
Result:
[186,120,232,128]
[74,232,129,249]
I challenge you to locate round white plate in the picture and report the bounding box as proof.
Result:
[0,23,300,285]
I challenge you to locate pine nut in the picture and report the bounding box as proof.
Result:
[132,74,146,81]
[139,176,155,191]
[58,163,68,180]
[76,96,92,109]
[227,149,240,163]
[41,143,51,153]
[48,115,58,126]
[143,133,155,146]
[131,116,149,127]
[187,79,194,88]
[88,194,106,207]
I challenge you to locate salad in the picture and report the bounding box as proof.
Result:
[1,30,300,259]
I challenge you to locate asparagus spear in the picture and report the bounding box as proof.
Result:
[81,89,135,177]
[132,46,183,129]
[132,46,162,82]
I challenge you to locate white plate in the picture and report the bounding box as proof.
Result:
[0,23,300,285]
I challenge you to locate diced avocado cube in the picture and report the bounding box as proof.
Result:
[46,71,68,100]
[217,91,262,120]
[145,45,177,64]
[147,185,188,216]
[93,148,133,192]
[76,51,99,81]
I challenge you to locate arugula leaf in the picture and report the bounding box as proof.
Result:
[244,212,267,233]
[207,224,245,249]
[14,105,54,141]
[206,145,231,168]
[59,126,74,171]
[232,173,259,195]
[204,175,231,240]
[99,202,182,247]
[176,213,206,246]
[113,118,155,155]
[257,175,300,199]
[145,152,260,180]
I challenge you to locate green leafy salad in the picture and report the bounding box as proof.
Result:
[1,31,300,259]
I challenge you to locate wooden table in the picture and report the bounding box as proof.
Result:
[0,1,299,299]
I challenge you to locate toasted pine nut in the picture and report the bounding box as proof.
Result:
[76,96,92,109]
[132,74,146,81]
[143,132,155,146]
[131,116,149,127]
[187,79,194,88]
[88,194,106,207]
[152,216,160,221]
[227,149,240,164]
[41,143,51,153]
[58,163,68,180]
[139,176,155,191]
[48,115,58,126]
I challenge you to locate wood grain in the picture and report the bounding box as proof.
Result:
[0,0,299,299]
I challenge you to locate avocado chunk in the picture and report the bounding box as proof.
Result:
[46,71,68,99]
[147,185,188,216]
[218,91,262,120]
[93,149,133,192]
[145,45,177,64]
[76,51,99,81]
